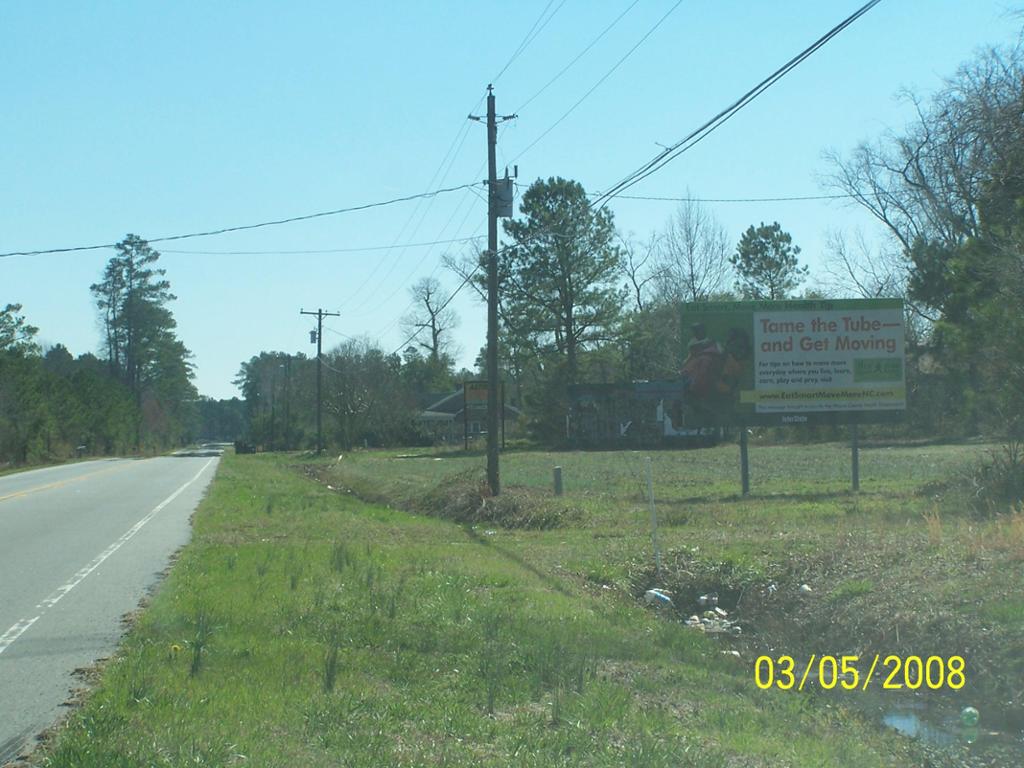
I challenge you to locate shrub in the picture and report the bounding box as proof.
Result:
[417,469,581,529]
[962,440,1024,516]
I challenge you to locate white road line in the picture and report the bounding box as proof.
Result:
[0,458,215,656]
[0,617,39,653]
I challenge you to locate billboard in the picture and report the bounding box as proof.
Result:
[463,380,489,409]
[679,299,905,426]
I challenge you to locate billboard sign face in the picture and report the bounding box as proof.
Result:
[464,381,489,410]
[679,299,905,426]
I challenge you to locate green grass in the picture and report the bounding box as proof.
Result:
[317,441,1024,738]
[37,449,933,767]
[827,578,875,602]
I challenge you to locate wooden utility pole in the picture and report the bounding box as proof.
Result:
[471,85,515,495]
[282,354,292,450]
[300,308,340,455]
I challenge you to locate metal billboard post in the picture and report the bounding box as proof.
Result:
[739,426,750,496]
[851,422,860,492]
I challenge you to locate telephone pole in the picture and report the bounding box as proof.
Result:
[300,308,340,455]
[471,85,515,496]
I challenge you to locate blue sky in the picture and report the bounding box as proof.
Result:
[2,1,1019,399]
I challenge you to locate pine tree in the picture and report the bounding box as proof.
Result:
[730,222,808,300]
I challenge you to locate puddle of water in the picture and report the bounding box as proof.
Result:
[882,709,960,747]
[881,704,1024,758]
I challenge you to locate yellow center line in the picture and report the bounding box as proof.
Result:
[0,462,138,504]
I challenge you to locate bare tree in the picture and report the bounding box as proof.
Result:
[442,247,486,303]
[620,233,663,312]
[822,228,907,299]
[823,45,1023,257]
[822,229,929,344]
[652,195,731,303]
[399,276,459,363]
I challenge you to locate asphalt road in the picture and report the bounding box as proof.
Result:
[0,453,220,764]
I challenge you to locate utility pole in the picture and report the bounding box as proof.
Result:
[300,308,340,455]
[283,355,291,450]
[269,364,277,451]
[470,85,515,496]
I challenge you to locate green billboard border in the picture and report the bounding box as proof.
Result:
[679,298,907,427]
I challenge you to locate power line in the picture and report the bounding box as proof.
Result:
[492,0,568,83]
[388,262,481,356]
[393,3,880,360]
[0,183,478,258]
[161,235,485,256]
[511,181,852,203]
[344,178,480,314]
[366,2,573,330]
[322,324,360,343]
[336,0,569,311]
[606,193,854,203]
[514,0,642,114]
[353,0,571,317]
[318,355,345,375]
[368,216,485,336]
[384,211,574,356]
[372,3,576,343]
[510,0,684,163]
[366,212,485,328]
[593,0,884,208]
[341,95,487,312]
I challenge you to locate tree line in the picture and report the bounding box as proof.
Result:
[0,236,232,466]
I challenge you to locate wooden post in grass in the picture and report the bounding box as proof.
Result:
[645,457,661,577]
[739,426,750,496]
[553,466,563,496]
[851,423,860,492]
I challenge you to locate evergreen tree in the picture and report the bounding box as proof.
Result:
[730,222,807,300]
[90,234,196,447]
[0,303,39,353]
[501,177,624,384]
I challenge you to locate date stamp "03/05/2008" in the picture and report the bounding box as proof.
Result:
[754,655,966,692]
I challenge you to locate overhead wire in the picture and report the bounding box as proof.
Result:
[388,262,482,356]
[347,1,572,314]
[510,0,685,164]
[369,203,486,321]
[10,4,880,365]
[513,0,641,114]
[322,324,360,343]
[384,208,576,356]
[511,181,855,203]
[393,3,882,357]
[344,168,486,321]
[371,123,518,341]
[491,0,568,83]
[362,170,488,334]
[160,236,486,256]
[381,1,670,355]
[318,355,346,375]
[0,183,478,258]
[378,0,579,326]
[347,0,571,316]
[339,92,486,308]
[592,0,884,207]
[369,213,487,337]
[602,192,854,203]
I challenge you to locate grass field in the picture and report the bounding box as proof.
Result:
[36,441,1024,767]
